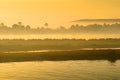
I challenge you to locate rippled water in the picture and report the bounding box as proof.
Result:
[0,60,120,80]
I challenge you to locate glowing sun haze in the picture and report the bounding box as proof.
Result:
[0,0,120,28]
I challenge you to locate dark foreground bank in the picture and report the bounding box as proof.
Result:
[0,49,120,63]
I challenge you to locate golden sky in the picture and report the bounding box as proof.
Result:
[0,0,120,28]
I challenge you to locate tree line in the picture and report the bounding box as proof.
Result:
[0,22,120,34]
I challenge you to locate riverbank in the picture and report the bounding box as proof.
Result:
[0,49,120,63]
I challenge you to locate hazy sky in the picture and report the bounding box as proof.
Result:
[0,0,120,28]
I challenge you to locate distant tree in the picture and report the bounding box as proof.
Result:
[103,23,107,26]
[75,24,79,27]
[18,22,22,25]
[41,27,45,30]
[0,23,4,26]
[70,24,79,30]
[70,25,75,29]
[37,27,40,29]
[17,22,25,29]
[12,22,24,29]
[44,23,48,27]
[0,23,7,28]
[59,26,66,30]
[12,24,18,29]
[26,25,31,29]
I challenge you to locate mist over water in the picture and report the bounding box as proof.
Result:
[0,21,120,39]
[0,34,120,40]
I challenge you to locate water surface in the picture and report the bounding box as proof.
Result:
[0,60,120,80]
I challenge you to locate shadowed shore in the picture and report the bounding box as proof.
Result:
[0,49,120,63]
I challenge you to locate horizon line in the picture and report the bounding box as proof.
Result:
[72,18,120,22]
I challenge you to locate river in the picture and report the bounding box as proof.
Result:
[0,60,120,80]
